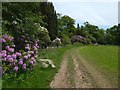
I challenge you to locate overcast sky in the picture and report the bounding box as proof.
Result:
[49,0,119,29]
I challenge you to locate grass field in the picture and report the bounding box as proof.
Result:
[79,45,118,87]
[2,45,118,88]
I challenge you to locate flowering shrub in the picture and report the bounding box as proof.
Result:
[1,34,39,80]
[70,35,86,44]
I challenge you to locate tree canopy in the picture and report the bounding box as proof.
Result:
[2,2,119,46]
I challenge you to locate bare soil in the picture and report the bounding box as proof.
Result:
[50,47,113,88]
[50,54,70,88]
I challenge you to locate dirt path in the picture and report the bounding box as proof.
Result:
[50,47,113,88]
[50,54,70,88]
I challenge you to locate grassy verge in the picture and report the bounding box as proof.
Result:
[79,45,118,87]
[2,44,79,88]
[67,53,75,87]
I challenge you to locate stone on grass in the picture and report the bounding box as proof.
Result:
[42,62,49,68]
[39,59,56,68]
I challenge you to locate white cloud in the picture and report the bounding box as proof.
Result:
[49,0,119,2]
[52,2,118,29]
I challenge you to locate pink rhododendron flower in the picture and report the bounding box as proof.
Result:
[8,48,14,53]
[19,58,23,61]
[27,54,31,57]
[12,45,15,47]
[2,50,7,54]
[1,34,40,74]
[5,46,10,50]
[31,57,35,61]
[26,44,30,47]
[2,53,7,58]
[15,52,22,56]
[12,54,17,59]
[29,60,33,65]
[23,63,26,69]
[7,55,12,59]
[33,46,37,50]
[25,47,30,50]
[30,51,34,54]
[8,57,14,62]
[14,66,18,72]
[24,55,28,59]
[2,57,6,61]
[19,60,23,65]
[2,38,6,43]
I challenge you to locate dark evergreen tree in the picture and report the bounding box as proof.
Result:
[39,2,58,40]
[76,23,80,35]
[105,25,119,45]
[117,24,120,45]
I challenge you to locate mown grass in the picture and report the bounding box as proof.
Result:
[67,53,75,87]
[2,44,78,88]
[79,45,118,87]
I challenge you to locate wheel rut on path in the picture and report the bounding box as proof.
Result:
[50,47,113,88]
[50,54,70,88]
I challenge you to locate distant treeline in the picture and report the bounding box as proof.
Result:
[57,14,120,45]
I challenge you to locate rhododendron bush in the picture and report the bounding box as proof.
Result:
[1,34,39,80]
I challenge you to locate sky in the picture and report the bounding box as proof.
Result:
[49,0,119,29]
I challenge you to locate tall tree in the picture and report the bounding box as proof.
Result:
[75,23,80,35]
[105,25,119,45]
[57,15,76,44]
[117,24,120,45]
[39,2,58,40]
[58,15,75,36]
